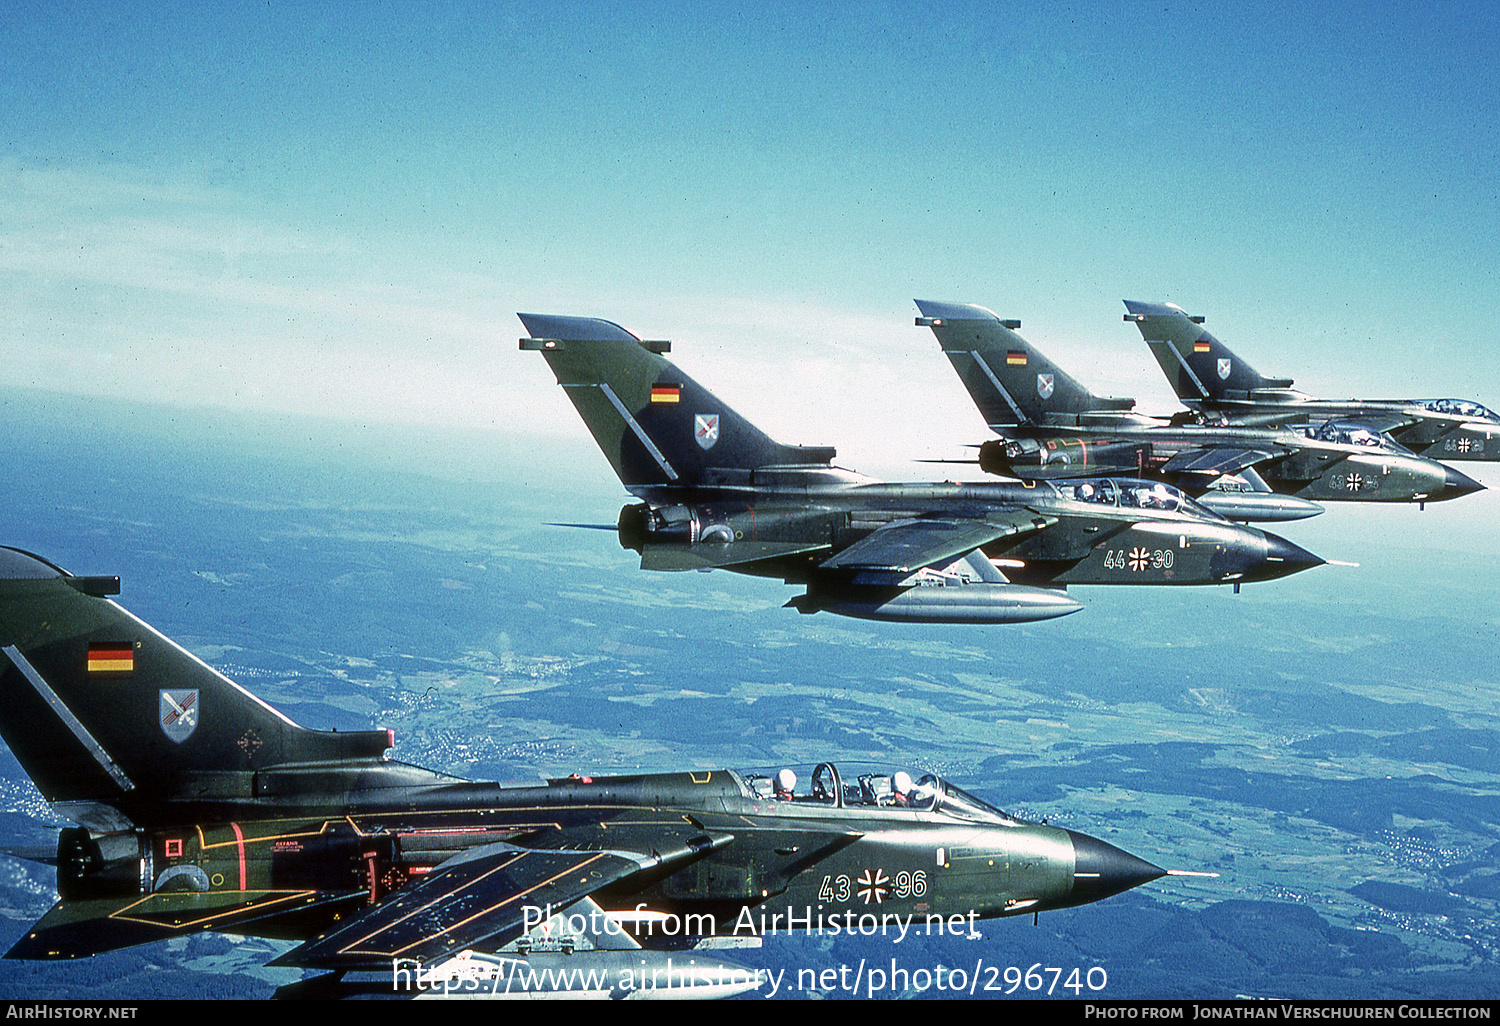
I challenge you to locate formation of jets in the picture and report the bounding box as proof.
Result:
[0,295,1487,998]
[918,300,1484,515]
[521,301,1489,625]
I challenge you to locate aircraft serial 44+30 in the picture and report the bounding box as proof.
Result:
[520,312,1325,625]
[0,546,1198,998]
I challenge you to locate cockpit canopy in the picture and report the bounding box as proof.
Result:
[1300,420,1411,452]
[737,763,1021,825]
[1419,398,1500,422]
[1047,478,1226,522]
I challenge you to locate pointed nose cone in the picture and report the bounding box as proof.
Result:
[1432,464,1485,502]
[1212,528,1326,585]
[1257,533,1326,580]
[1068,831,1166,905]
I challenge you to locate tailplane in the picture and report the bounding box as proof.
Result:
[520,313,835,499]
[1123,300,1294,402]
[915,300,1134,427]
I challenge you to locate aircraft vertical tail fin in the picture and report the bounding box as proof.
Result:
[519,313,836,496]
[915,300,1133,427]
[0,547,394,824]
[1123,300,1293,402]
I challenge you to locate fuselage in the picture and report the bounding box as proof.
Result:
[1183,394,1500,462]
[33,766,1162,963]
[623,471,1322,589]
[987,420,1482,504]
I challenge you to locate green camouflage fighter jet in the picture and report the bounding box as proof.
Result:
[0,546,1186,997]
[916,300,1482,516]
[520,313,1325,624]
[1125,299,1500,462]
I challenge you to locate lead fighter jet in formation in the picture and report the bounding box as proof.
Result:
[0,546,1181,997]
[521,313,1325,625]
[915,300,1483,515]
[1125,299,1500,462]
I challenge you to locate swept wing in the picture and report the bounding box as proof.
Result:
[820,512,1055,574]
[278,833,731,970]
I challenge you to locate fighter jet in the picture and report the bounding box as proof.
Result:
[520,312,1325,624]
[916,300,1483,515]
[0,546,1181,997]
[1125,299,1500,462]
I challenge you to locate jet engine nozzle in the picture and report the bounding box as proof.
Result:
[620,503,704,550]
[617,503,649,551]
[57,828,147,901]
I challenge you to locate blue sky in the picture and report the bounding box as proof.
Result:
[3,0,1500,469]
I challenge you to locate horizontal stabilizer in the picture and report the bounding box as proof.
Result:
[8,890,361,961]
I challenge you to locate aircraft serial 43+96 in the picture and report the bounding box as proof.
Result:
[0,546,1192,998]
[1125,299,1500,463]
[915,300,1482,515]
[520,312,1325,625]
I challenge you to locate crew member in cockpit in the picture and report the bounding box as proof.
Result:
[774,768,797,800]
